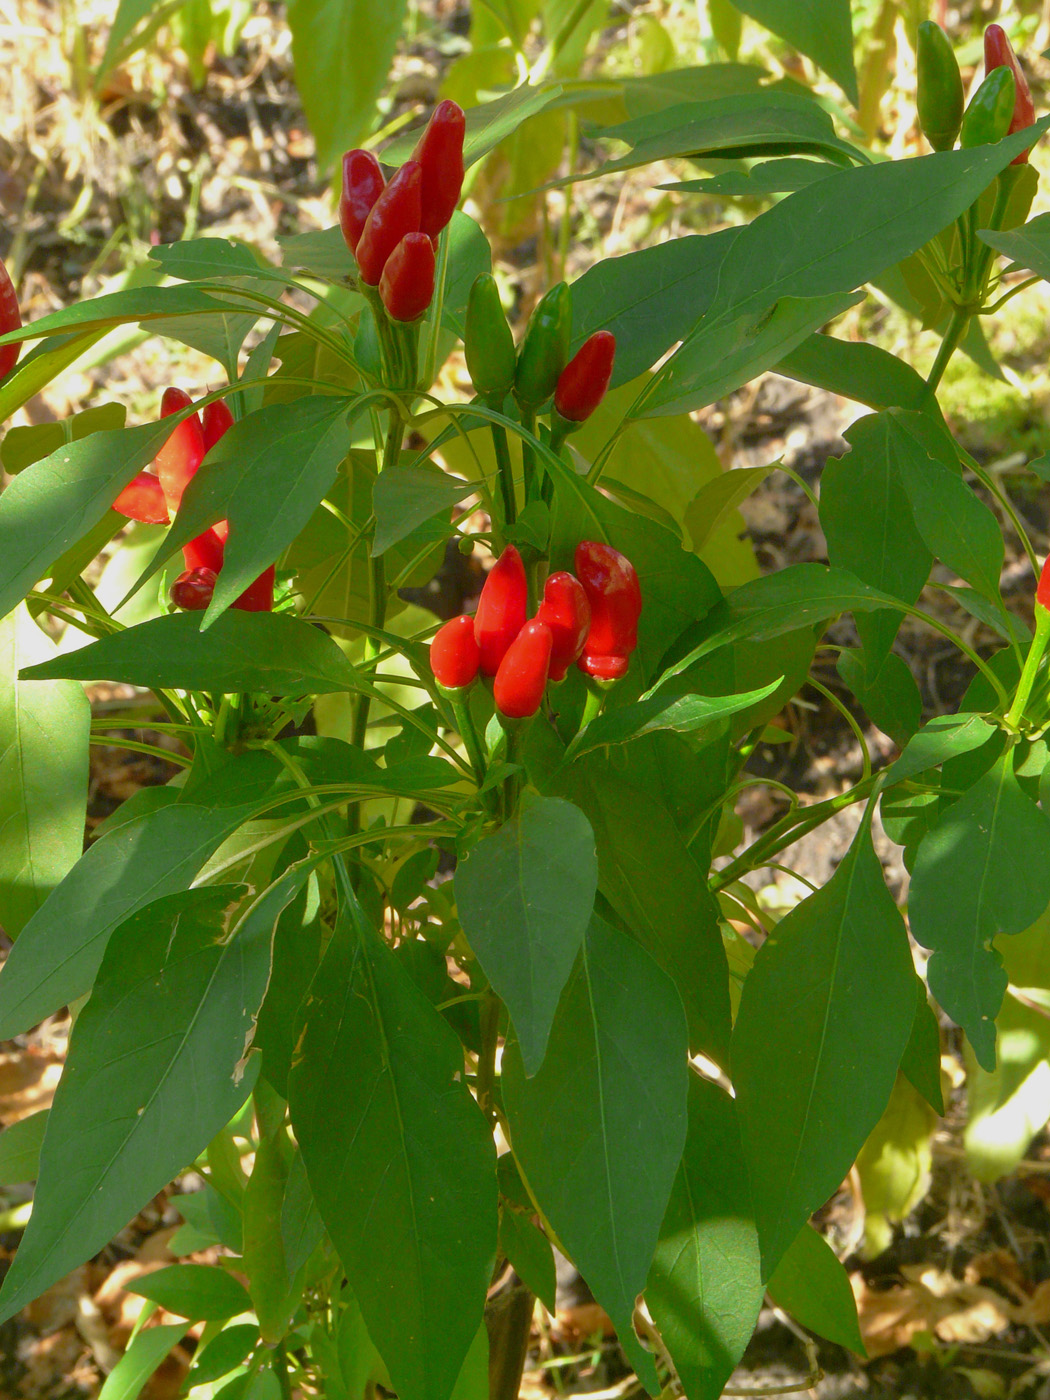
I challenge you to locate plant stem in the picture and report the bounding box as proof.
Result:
[924,305,969,396]
[449,688,489,790]
[476,990,501,1125]
[1004,604,1050,730]
[485,1279,535,1400]
[352,413,404,753]
[519,405,538,503]
[491,421,517,532]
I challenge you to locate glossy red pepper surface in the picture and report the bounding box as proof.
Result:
[474,544,528,676]
[0,255,21,381]
[171,567,217,611]
[554,331,616,423]
[494,619,552,718]
[231,565,276,613]
[410,100,466,240]
[356,160,423,286]
[340,149,386,253]
[431,614,481,689]
[536,571,591,681]
[155,387,206,512]
[202,400,235,452]
[575,540,642,679]
[112,471,169,523]
[379,232,435,322]
[984,23,1036,162]
[1037,556,1050,613]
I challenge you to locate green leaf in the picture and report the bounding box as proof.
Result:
[188,1324,260,1388]
[977,210,1050,281]
[731,0,858,103]
[733,816,916,1275]
[664,156,838,196]
[455,793,597,1075]
[636,123,1049,418]
[684,464,774,551]
[503,913,689,1391]
[650,564,899,693]
[150,238,277,282]
[820,412,934,673]
[0,882,283,1322]
[883,712,997,787]
[0,1110,47,1185]
[0,605,90,937]
[286,0,407,172]
[128,1264,252,1321]
[0,402,127,475]
[855,1072,937,1258]
[836,650,921,749]
[20,610,361,695]
[0,331,107,426]
[373,468,476,557]
[0,416,189,623]
[909,751,1050,1071]
[384,84,565,170]
[289,904,496,1400]
[776,334,934,412]
[139,396,353,623]
[0,284,245,347]
[647,1075,764,1400]
[566,679,782,760]
[551,754,732,1063]
[498,1209,557,1312]
[768,1225,865,1355]
[97,1323,190,1400]
[899,988,945,1115]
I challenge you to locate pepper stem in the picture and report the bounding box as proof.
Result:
[490,418,517,532]
[1004,603,1050,731]
[445,685,489,791]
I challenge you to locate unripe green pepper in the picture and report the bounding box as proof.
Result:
[514,282,572,409]
[465,274,516,401]
[960,65,1016,149]
[916,21,964,151]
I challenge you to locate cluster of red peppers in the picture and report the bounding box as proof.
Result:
[0,253,21,381]
[111,389,274,612]
[917,19,1035,160]
[339,100,465,324]
[430,541,641,719]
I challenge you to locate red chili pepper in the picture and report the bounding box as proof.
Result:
[355,160,423,286]
[340,149,386,254]
[1037,556,1050,612]
[554,331,616,424]
[379,232,436,322]
[431,614,481,689]
[410,100,466,240]
[984,23,1036,162]
[171,567,217,611]
[0,254,21,381]
[536,571,591,682]
[474,544,528,677]
[575,540,642,680]
[231,564,276,612]
[494,619,552,719]
[112,471,169,523]
[155,387,206,512]
[182,528,226,574]
[202,399,235,452]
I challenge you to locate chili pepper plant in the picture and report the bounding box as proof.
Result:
[3,19,1050,1400]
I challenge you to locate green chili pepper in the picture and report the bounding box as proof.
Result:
[465,274,516,401]
[514,281,572,408]
[916,21,964,152]
[960,65,1016,149]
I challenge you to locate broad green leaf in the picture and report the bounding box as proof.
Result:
[128,1264,252,1321]
[909,751,1050,1071]
[938,584,1030,646]
[97,1323,190,1400]
[977,210,1050,281]
[684,465,774,551]
[647,1075,763,1400]
[821,412,934,673]
[150,238,277,282]
[767,1225,864,1354]
[384,84,565,170]
[0,751,283,1038]
[373,468,476,557]
[620,63,770,117]
[286,0,406,172]
[888,411,1004,608]
[637,123,1049,418]
[503,913,689,1391]
[498,1209,557,1312]
[649,564,899,693]
[882,712,997,787]
[836,650,921,749]
[140,396,353,623]
[664,156,838,196]
[0,331,106,424]
[254,842,323,1099]
[0,415,193,623]
[0,284,246,347]
[20,610,361,695]
[776,334,933,412]
[899,988,945,1115]
[0,1109,47,1184]
[566,679,782,760]
[552,753,732,1063]
[289,899,496,1400]
[854,1073,937,1259]
[0,883,282,1322]
[0,403,127,475]
[731,0,858,103]
[455,793,597,1075]
[188,1324,260,1388]
[281,1149,325,1280]
[733,816,916,1275]
[0,606,90,937]
[436,212,494,343]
